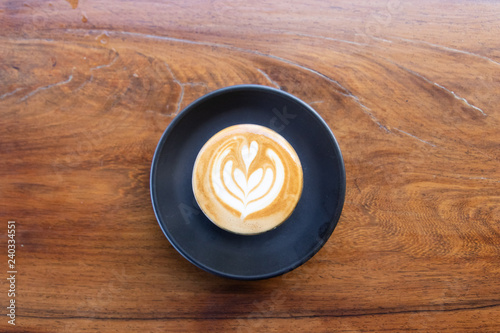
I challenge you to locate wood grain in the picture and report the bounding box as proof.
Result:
[1,0,499,332]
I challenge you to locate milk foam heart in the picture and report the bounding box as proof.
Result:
[192,124,303,235]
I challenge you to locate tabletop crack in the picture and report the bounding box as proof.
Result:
[19,70,74,102]
[386,59,487,117]
[0,87,24,100]
[75,52,120,92]
[163,62,185,116]
[393,37,500,68]
[256,68,280,89]
[14,301,500,321]
[394,128,437,148]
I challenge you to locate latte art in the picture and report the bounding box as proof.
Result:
[192,124,303,235]
[212,141,284,219]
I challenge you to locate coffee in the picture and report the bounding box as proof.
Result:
[192,124,303,235]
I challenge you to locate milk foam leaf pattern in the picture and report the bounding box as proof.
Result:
[212,142,284,219]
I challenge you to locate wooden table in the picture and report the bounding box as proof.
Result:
[1,0,499,331]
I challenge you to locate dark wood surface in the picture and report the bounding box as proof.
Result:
[1,0,499,332]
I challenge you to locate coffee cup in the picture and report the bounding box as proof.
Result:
[192,124,303,235]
